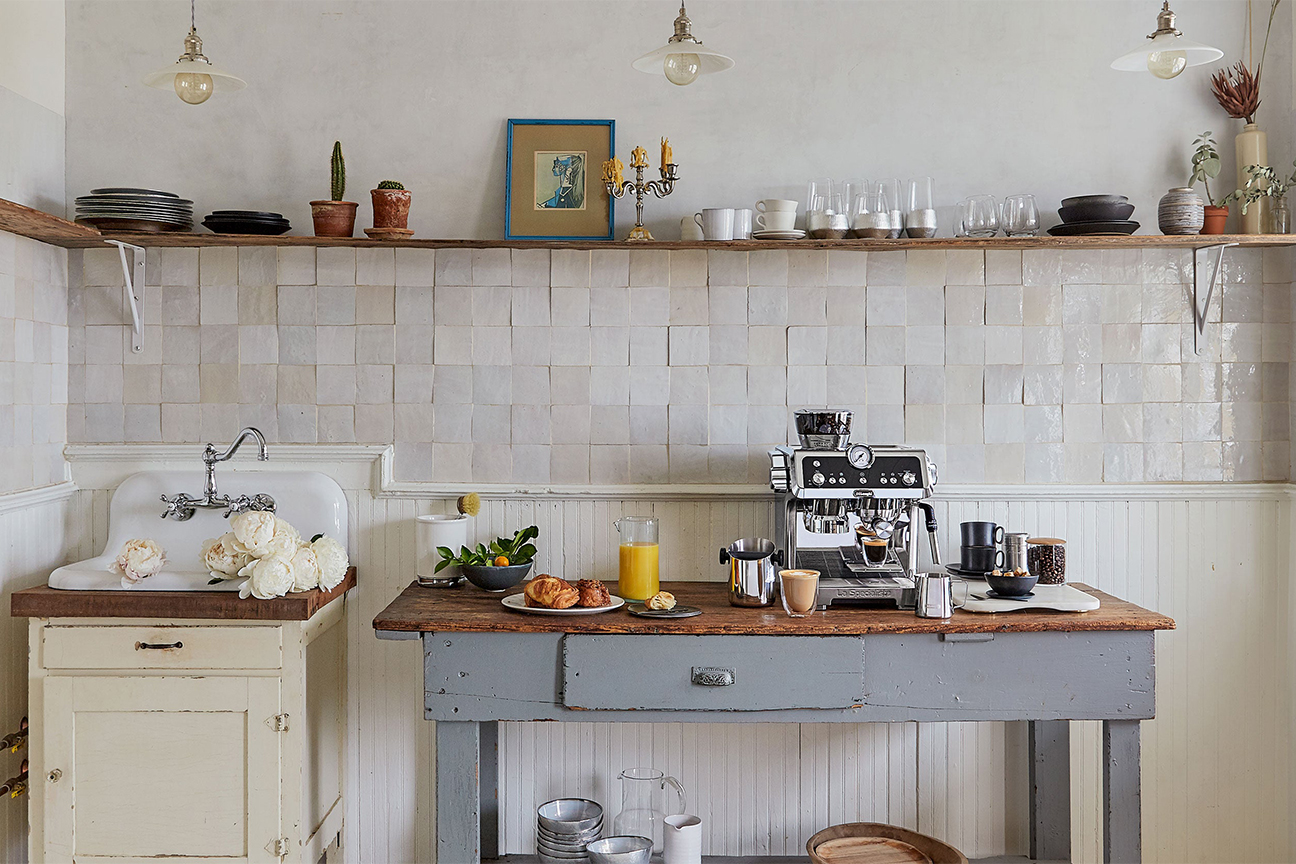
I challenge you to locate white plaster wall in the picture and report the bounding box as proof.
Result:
[64,0,1290,239]
[0,0,66,214]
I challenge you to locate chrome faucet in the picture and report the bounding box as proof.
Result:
[160,427,276,521]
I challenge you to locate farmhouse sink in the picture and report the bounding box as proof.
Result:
[49,470,348,591]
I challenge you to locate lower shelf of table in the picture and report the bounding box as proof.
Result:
[491,856,1060,864]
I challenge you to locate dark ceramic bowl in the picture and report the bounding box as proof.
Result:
[1060,194,1128,208]
[460,562,532,592]
[1059,202,1135,223]
[985,571,1039,597]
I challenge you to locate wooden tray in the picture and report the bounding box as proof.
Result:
[807,823,967,864]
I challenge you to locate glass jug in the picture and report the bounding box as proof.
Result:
[614,516,659,601]
[612,767,687,853]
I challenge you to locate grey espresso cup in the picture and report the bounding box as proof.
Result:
[960,521,1004,547]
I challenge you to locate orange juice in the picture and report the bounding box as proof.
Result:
[618,542,660,600]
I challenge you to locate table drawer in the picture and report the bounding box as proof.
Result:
[562,635,863,711]
[41,624,282,670]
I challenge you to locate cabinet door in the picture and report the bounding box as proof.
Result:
[43,676,282,863]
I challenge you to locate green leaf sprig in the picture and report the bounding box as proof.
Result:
[435,525,539,573]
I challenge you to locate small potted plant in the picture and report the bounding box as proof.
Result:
[1224,161,1296,234]
[436,525,539,592]
[311,141,358,238]
[371,180,412,230]
[1190,132,1229,234]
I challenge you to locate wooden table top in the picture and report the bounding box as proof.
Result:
[11,567,355,621]
[372,579,1175,636]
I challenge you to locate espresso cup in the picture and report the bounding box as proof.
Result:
[960,521,1004,547]
[862,538,889,566]
[756,198,798,213]
[961,545,1002,573]
[732,208,753,239]
[755,211,797,231]
[694,208,735,241]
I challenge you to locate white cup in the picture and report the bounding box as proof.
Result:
[416,514,468,586]
[694,208,735,241]
[663,814,702,864]
[756,198,798,213]
[756,210,797,231]
[732,208,753,239]
[680,215,704,241]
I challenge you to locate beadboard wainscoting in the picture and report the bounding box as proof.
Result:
[0,483,77,863]
[62,446,1293,864]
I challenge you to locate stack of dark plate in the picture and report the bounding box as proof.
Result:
[74,188,194,233]
[1048,195,1138,236]
[202,210,292,235]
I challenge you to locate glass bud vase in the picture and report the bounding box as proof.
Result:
[1267,197,1291,234]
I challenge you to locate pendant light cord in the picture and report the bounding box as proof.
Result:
[191,0,196,32]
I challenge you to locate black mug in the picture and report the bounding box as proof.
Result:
[962,545,1003,573]
[960,521,1004,547]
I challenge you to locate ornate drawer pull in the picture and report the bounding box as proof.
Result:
[691,666,735,687]
[135,641,183,650]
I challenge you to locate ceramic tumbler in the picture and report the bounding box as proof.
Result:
[732,208,753,239]
[416,514,468,587]
[663,814,702,864]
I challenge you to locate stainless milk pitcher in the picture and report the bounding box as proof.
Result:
[719,537,783,607]
[915,572,966,618]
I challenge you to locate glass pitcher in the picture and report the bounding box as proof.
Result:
[612,767,687,853]
[614,516,659,601]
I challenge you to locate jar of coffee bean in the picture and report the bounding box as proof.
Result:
[1027,537,1065,584]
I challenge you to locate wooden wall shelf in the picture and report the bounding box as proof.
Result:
[2,197,1294,251]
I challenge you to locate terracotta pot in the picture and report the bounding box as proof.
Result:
[1201,205,1229,235]
[310,201,358,237]
[371,189,412,229]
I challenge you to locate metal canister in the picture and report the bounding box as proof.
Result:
[1003,532,1030,573]
[719,538,784,607]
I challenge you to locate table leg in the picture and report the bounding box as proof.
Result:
[480,721,499,860]
[1102,719,1141,864]
[436,721,481,864]
[1029,720,1071,861]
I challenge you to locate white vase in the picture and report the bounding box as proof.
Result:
[416,514,469,587]
[1236,122,1268,234]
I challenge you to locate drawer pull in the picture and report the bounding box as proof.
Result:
[691,666,735,687]
[135,641,183,651]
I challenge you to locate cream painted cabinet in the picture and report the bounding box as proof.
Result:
[26,602,346,864]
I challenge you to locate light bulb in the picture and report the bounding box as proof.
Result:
[663,52,700,86]
[174,71,214,104]
[1147,49,1187,79]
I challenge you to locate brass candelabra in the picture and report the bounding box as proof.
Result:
[602,139,679,241]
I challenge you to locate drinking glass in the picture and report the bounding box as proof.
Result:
[806,178,835,215]
[879,178,903,238]
[905,176,937,238]
[1002,194,1040,236]
[961,195,999,237]
[779,569,820,617]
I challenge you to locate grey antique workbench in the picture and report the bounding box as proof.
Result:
[373,581,1174,864]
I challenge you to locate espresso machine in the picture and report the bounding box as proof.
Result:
[769,410,942,609]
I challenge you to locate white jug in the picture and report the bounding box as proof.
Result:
[663,814,702,864]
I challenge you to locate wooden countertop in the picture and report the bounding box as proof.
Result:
[11,567,355,621]
[372,579,1174,636]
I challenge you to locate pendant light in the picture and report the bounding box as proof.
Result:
[633,3,734,86]
[1111,1,1223,79]
[143,0,246,104]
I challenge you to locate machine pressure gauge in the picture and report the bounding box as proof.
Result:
[846,444,874,469]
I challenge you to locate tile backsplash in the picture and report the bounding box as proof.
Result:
[0,232,68,493]
[66,244,1293,484]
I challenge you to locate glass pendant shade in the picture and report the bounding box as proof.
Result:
[633,3,733,84]
[144,56,246,99]
[1111,32,1222,76]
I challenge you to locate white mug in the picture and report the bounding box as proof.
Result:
[755,210,797,231]
[694,208,735,241]
[680,215,704,241]
[756,198,798,213]
[663,814,702,864]
[732,208,753,239]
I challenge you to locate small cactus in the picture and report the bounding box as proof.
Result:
[377,180,405,190]
[330,141,345,202]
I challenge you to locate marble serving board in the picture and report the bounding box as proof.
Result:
[961,583,1100,614]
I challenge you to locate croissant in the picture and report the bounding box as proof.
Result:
[524,574,579,609]
[576,579,612,608]
[646,591,676,610]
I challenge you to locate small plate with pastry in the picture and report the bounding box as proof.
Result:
[627,590,702,619]
[502,575,625,615]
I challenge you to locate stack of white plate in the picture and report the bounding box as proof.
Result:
[75,188,194,233]
[537,798,603,863]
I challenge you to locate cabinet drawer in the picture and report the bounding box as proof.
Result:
[562,635,863,711]
[42,625,282,670]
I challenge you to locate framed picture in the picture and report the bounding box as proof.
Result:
[506,119,615,241]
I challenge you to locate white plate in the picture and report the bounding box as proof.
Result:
[502,593,625,615]
[961,583,1100,614]
[752,229,806,240]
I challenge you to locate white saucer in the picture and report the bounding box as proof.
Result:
[752,229,806,240]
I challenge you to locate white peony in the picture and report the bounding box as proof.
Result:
[311,535,349,590]
[237,553,295,600]
[201,532,251,579]
[231,511,277,556]
[110,538,167,588]
[288,544,321,592]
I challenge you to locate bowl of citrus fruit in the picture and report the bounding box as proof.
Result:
[439,525,539,592]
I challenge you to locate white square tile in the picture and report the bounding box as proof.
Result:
[550,366,589,405]
[787,365,827,404]
[905,404,945,443]
[472,286,511,325]
[668,405,708,444]
[1022,285,1061,326]
[1143,402,1182,442]
[906,286,945,326]
[1101,283,1141,323]
[630,289,670,329]
[983,326,1022,365]
[826,365,865,404]
[905,251,946,287]
[395,364,435,403]
[1022,365,1062,405]
[748,250,789,286]
[549,326,591,365]
[983,404,1024,443]
[1063,324,1102,364]
[865,404,905,442]
[510,325,550,366]
[551,405,591,443]
[510,366,550,404]
[551,286,590,325]
[630,366,670,405]
[709,285,748,325]
[944,285,985,326]
[1062,285,1101,324]
[510,249,550,287]
[747,326,787,365]
[1183,441,1223,480]
[707,251,747,286]
[984,444,1025,483]
[946,250,984,286]
[747,366,787,405]
[590,249,630,288]
[629,326,667,366]
[747,405,788,443]
[669,366,709,404]
[395,249,436,287]
[984,364,1024,403]
[550,445,590,483]
[748,285,789,325]
[670,285,709,324]
[670,250,708,287]
[944,366,984,403]
[1142,364,1182,402]
[709,325,749,365]
[710,366,748,404]
[866,284,905,325]
[591,287,630,325]
[786,286,827,325]
[669,325,710,365]
[590,326,630,366]
[512,286,550,326]
[1063,403,1103,442]
[471,326,511,365]
[905,326,945,364]
[1101,364,1143,404]
[629,250,668,287]
[945,404,984,443]
[511,404,550,444]
[905,366,945,404]
[866,251,906,286]
[709,405,747,445]
[985,285,1023,325]
[1022,326,1064,365]
[471,404,511,443]
[864,365,904,405]
[432,325,472,365]
[1024,405,1062,443]
[1022,250,1062,286]
[827,251,867,287]
[356,248,396,286]
[985,250,1021,285]
[1102,403,1142,442]
[471,249,510,286]
[1103,443,1144,482]
[865,326,905,365]
[551,250,590,287]
[316,248,356,287]
[434,285,473,325]
[629,406,668,444]
[1101,323,1143,362]
[787,326,827,365]
[628,444,669,483]
[590,366,630,405]
[787,250,828,287]
[1144,442,1183,481]
[827,326,866,365]
[199,247,238,287]
[1024,443,1065,481]
[826,285,866,326]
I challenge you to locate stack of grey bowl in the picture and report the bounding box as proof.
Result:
[74,188,194,233]
[536,798,602,863]
[1047,195,1138,236]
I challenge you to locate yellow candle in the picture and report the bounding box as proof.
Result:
[661,136,672,168]
[618,542,660,601]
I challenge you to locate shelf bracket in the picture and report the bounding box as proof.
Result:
[107,240,145,354]
[1191,242,1236,356]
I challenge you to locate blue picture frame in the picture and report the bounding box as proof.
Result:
[506,119,615,241]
